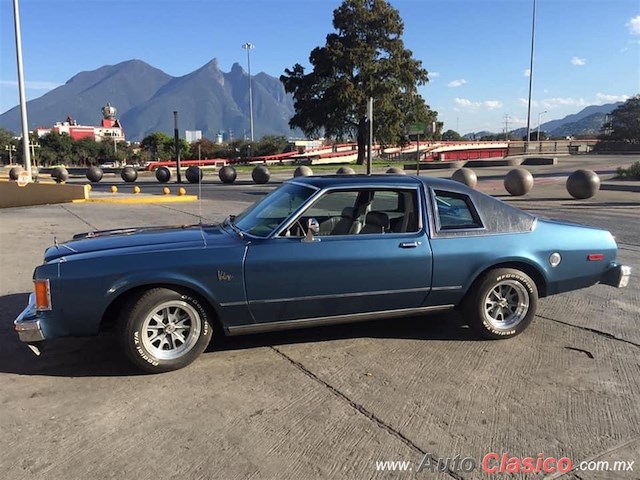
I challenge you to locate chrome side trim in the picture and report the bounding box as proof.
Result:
[431,285,463,291]
[226,304,455,335]
[219,286,432,307]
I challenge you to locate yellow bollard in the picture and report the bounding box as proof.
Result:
[178,187,186,196]
[162,187,170,195]
[133,186,141,194]
[110,185,118,193]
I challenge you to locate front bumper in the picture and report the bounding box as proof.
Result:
[14,293,46,343]
[601,264,631,288]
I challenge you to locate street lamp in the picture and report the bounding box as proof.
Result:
[525,0,537,151]
[12,0,33,177]
[536,110,547,142]
[4,144,17,164]
[242,42,255,142]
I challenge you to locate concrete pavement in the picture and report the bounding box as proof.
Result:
[0,154,638,480]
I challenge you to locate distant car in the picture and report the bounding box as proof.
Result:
[15,175,630,372]
[99,162,117,169]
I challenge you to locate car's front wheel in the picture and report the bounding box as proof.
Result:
[463,268,538,339]
[119,288,213,373]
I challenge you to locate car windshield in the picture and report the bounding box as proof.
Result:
[233,183,316,237]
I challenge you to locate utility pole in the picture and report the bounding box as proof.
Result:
[173,111,182,183]
[366,97,373,175]
[504,114,510,141]
[242,42,255,142]
[525,0,537,151]
[12,0,32,178]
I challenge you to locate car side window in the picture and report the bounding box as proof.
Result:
[434,190,483,230]
[281,188,420,237]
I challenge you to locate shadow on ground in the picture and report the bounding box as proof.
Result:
[0,292,476,378]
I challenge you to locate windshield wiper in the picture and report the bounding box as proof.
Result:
[224,215,244,239]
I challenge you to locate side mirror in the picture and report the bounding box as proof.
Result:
[303,218,320,242]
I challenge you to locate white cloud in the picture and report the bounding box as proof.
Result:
[447,79,467,88]
[0,80,62,90]
[519,98,539,108]
[484,100,503,110]
[454,98,502,110]
[540,97,589,109]
[596,93,630,103]
[523,69,531,77]
[429,71,441,78]
[627,15,640,35]
[571,56,586,66]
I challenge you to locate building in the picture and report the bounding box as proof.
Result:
[36,103,125,142]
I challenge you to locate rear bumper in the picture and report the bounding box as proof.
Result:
[14,293,46,343]
[600,264,631,288]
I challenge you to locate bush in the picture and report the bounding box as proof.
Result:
[616,161,640,179]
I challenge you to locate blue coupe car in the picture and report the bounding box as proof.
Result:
[15,175,630,372]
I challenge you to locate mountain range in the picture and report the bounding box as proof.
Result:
[464,102,621,140]
[0,58,622,142]
[0,59,299,141]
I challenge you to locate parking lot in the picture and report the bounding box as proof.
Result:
[1,155,639,479]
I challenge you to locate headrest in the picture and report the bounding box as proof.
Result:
[365,211,390,228]
[341,206,355,219]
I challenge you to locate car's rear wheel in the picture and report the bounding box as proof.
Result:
[463,268,538,339]
[119,288,213,373]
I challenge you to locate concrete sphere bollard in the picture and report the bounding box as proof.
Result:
[336,166,356,175]
[294,165,313,177]
[218,166,237,184]
[9,166,24,180]
[86,166,103,183]
[121,166,138,183]
[185,165,203,184]
[567,169,600,199]
[51,166,69,184]
[504,168,534,196]
[386,167,406,175]
[155,166,171,183]
[451,168,477,188]
[252,165,271,184]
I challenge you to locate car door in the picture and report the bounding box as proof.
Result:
[243,187,433,324]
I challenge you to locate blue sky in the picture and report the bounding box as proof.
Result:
[0,0,638,135]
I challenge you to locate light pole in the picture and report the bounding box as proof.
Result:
[12,0,33,177]
[242,42,255,142]
[536,110,547,142]
[525,0,537,151]
[5,144,17,164]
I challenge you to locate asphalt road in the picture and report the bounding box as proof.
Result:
[1,154,639,480]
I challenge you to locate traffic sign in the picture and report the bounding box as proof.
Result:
[17,170,31,187]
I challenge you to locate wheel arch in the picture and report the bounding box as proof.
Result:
[100,283,222,333]
[464,260,548,302]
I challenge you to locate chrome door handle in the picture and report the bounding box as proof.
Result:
[399,241,419,248]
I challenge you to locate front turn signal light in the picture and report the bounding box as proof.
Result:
[34,279,52,311]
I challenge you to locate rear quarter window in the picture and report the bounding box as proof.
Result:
[434,190,483,230]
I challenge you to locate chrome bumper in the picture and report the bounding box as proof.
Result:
[14,293,45,343]
[601,264,631,289]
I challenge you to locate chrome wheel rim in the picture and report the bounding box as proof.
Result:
[141,300,201,360]
[483,280,530,330]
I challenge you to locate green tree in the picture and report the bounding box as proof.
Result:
[254,135,288,156]
[0,128,17,164]
[603,95,640,143]
[281,0,434,164]
[442,129,462,141]
[140,132,190,161]
[39,132,74,165]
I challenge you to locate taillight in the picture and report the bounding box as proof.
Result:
[34,279,52,310]
[587,254,605,261]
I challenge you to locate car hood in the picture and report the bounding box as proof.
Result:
[44,224,214,262]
